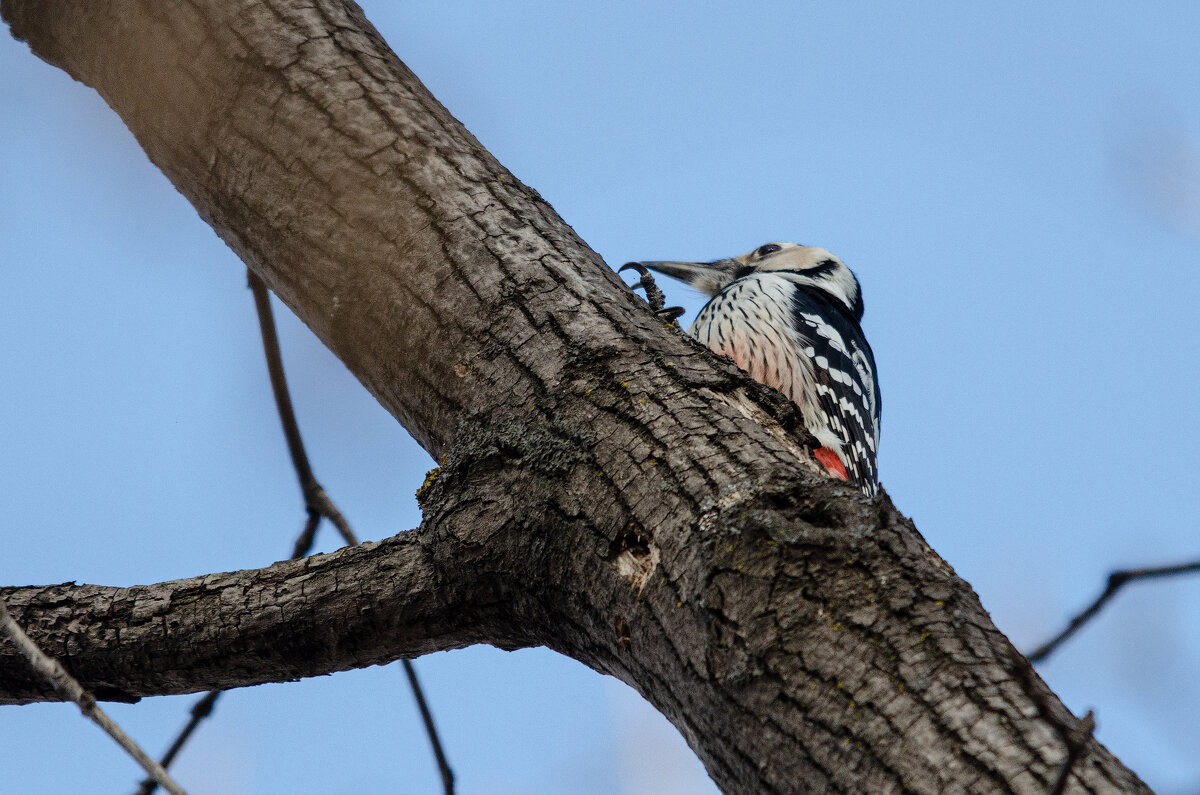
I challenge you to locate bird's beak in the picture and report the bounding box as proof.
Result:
[624,258,738,296]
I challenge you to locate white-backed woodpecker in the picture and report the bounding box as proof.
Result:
[625,242,880,494]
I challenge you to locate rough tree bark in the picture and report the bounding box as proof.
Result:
[0,1,1147,792]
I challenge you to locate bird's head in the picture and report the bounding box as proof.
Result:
[627,242,864,320]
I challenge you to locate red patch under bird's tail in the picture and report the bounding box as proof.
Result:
[813,447,849,481]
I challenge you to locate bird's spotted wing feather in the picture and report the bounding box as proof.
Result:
[790,288,881,493]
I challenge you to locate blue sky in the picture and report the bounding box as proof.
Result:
[3,3,1200,792]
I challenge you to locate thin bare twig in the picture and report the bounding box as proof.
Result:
[403,660,455,795]
[248,270,355,547]
[1027,559,1200,663]
[138,271,454,794]
[132,692,218,795]
[0,599,189,795]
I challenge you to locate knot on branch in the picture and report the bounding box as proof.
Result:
[417,410,597,514]
[697,471,863,543]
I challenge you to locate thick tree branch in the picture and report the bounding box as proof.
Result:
[1,0,1150,791]
[0,526,527,706]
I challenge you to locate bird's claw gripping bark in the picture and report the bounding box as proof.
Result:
[655,304,686,322]
[619,262,685,324]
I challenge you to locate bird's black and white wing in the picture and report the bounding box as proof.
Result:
[790,288,881,491]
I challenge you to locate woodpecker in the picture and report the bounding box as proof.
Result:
[622,242,880,494]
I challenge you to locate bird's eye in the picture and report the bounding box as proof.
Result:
[756,244,782,257]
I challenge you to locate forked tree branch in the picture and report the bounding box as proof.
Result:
[249,269,454,793]
[1028,559,1200,663]
[136,271,453,795]
[0,0,1150,791]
